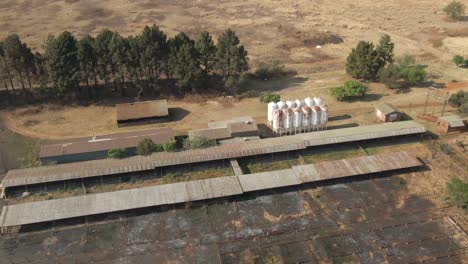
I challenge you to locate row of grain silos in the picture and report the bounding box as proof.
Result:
[267,97,328,135]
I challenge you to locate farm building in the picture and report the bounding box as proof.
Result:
[437,115,467,132]
[116,100,169,126]
[188,116,259,141]
[40,128,175,164]
[375,103,401,122]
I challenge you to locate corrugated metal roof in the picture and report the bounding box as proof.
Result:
[375,103,400,115]
[116,100,168,121]
[40,128,175,158]
[0,151,422,227]
[1,121,426,188]
[438,115,466,128]
[228,121,258,134]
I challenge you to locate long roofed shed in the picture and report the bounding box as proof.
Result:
[1,121,426,189]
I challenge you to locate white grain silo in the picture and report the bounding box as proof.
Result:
[295,99,303,108]
[302,106,312,132]
[283,108,293,134]
[313,97,323,107]
[320,104,329,130]
[277,101,287,110]
[286,100,297,109]
[273,109,283,134]
[293,107,302,134]
[311,106,321,130]
[267,101,279,126]
[304,97,314,107]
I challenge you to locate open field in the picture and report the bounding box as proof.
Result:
[1,0,468,139]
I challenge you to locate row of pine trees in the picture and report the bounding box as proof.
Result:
[0,25,249,100]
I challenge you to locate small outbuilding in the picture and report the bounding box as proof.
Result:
[40,128,175,164]
[375,103,401,122]
[437,115,467,132]
[116,100,169,126]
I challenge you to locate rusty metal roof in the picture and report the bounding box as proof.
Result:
[40,128,175,158]
[1,121,426,188]
[116,100,168,121]
[0,151,422,227]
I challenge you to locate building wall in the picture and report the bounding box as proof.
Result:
[376,109,400,122]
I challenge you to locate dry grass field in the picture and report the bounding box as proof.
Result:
[1,0,467,139]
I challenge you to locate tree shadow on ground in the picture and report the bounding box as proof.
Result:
[242,76,309,93]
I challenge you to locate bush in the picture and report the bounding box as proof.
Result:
[162,140,177,152]
[183,137,217,149]
[448,90,467,107]
[260,93,281,103]
[379,64,402,89]
[446,177,468,209]
[331,80,367,101]
[108,148,129,159]
[453,55,465,67]
[399,64,427,86]
[136,138,157,156]
[255,60,287,79]
[440,143,454,155]
[443,1,466,20]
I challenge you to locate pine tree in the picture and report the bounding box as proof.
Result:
[44,32,80,96]
[139,25,168,79]
[196,31,216,77]
[376,34,394,67]
[94,29,114,87]
[78,35,98,91]
[346,41,381,80]
[215,29,248,91]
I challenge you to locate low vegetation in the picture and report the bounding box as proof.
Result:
[183,137,217,149]
[107,148,129,159]
[259,93,281,103]
[452,55,468,68]
[331,80,367,101]
[443,1,466,21]
[446,177,468,209]
[379,55,427,90]
[448,90,468,114]
[254,60,288,80]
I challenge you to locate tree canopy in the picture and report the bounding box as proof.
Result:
[443,1,466,20]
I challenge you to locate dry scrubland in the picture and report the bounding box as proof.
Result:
[0,0,467,139]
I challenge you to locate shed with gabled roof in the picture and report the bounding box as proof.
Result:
[375,102,401,122]
[437,115,467,132]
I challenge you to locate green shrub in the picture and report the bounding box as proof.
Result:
[443,1,466,20]
[136,138,157,156]
[453,55,465,67]
[163,141,177,152]
[108,148,129,159]
[183,137,217,149]
[260,93,281,103]
[255,60,287,79]
[448,90,467,107]
[440,143,454,155]
[446,177,468,209]
[331,80,367,101]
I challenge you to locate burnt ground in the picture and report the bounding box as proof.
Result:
[1,172,467,263]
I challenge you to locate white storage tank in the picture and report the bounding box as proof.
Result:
[313,97,323,107]
[273,109,283,131]
[286,100,297,109]
[283,108,293,130]
[304,97,314,107]
[277,101,287,110]
[311,106,321,126]
[295,99,303,108]
[293,107,302,129]
[301,106,311,128]
[268,102,279,124]
[320,105,329,124]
